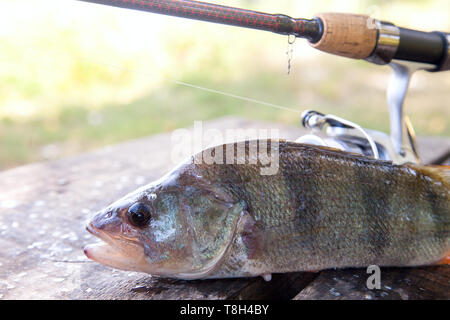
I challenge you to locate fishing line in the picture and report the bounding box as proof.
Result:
[2,34,302,115]
[86,59,302,114]
[2,30,304,118]
[172,80,301,114]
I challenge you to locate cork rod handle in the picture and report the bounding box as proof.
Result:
[311,13,378,59]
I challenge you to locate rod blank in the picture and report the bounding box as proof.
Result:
[76,0,322,41]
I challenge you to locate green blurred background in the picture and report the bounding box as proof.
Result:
[0,0,449,171]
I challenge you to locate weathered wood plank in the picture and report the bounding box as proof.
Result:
[293,266,450,300]
[0,116,448,299]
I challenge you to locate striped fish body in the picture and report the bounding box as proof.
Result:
[191,140,449,277]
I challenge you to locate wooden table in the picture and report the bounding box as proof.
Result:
[0,117,448,300]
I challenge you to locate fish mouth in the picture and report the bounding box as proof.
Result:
[84,222,149,272]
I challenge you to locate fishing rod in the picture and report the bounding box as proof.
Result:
[77,0,449,70]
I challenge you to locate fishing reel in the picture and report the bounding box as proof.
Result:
[296,20,450,165]
[297,60,441,165]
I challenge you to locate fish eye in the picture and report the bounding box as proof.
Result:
[127,203,151,227]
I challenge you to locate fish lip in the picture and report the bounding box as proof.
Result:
[84,221,148,272]
[85,221,142,250]
[86,222,110,244]
[86,222,99,237]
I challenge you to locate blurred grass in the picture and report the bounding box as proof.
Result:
[0,0,449,170]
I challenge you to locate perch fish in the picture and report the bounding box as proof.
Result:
[84,140,449,280]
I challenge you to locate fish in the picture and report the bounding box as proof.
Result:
[84,140,449,280]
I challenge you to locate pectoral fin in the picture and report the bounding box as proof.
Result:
[239,211,265,260]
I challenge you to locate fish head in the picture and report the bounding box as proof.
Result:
[84,165,245,279]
